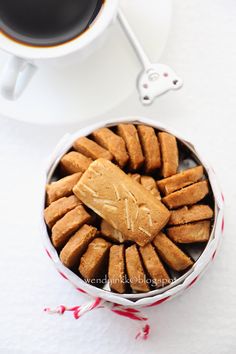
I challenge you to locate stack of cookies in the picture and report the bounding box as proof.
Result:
[44,124,214,294]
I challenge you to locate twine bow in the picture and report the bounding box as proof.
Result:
[44,297,150,340]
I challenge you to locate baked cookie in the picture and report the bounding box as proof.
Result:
[51,205,91,249]
[139,243,170,288]
[46,172,82,205]
[73,136,113,161]
[73,158,170,246]
[125,245,149,292]
[101,220,125,243]
[157,166,204,196]
[117,124,144,170]
[140,176,161,200]
[153,232,193,271]
[158,132,179,178]
[60,225,97,268]
[162,181,209,209]
[137,125,161,172]
[168,205,213,225]
[167,220,211,243]
[79,238,111,281]
[60,151,92,174]
[92,128,129,168]
[44,195,80,229]
[128,173,141,183]
[108,245,126,294]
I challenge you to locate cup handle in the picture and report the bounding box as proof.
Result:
[0,56,37,100]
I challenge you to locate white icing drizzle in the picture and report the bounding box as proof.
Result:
[112,184,121,201]
[138,227,151,237]
[124,198,131,230]
[80,183,98,196]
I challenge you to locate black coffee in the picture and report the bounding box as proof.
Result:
[0,0,104,46]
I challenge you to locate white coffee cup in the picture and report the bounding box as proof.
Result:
[0,0,119,100]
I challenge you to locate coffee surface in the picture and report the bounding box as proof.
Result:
[0,0,103,46]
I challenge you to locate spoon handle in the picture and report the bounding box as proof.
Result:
[117,9,150,70]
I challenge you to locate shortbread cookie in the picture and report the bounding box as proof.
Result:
[125,245,149,292]
[158,132,179,177]
[79,238,111,281]
[128,173,141,183]
[92,128,129,168]
[162,181,209,209]
[158,132,179,178]
[140,176,161,200]
[46,172,82,205]
[108,245,126,294]
[167,220,211,243]
[139,243,170,288]
[73,136,113,161]
[153,232,193,271]
[60,151,92,174]
[60,225,97,268]
[51,205,91,249]
[137,125,161,172]
[157,166,204,195]
[168,205,213,225]
[101,220,125,243]
[44,195,80,229]
[117,124,144,170]
[73,159,170,246]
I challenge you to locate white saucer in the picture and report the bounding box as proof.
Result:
[0,0,172,125]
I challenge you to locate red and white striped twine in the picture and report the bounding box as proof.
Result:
[44,297,150,340]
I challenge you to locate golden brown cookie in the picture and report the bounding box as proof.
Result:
[167,220,211,243]
[168,205,213,225]
[92,128,129,168]
[157,166,204,196]
[117,124,144,170]
[101,219,125,243]
[73,136,113,161]
[158,132,179,178]
[51,205,91,249]
[153,232,193,271]
[44,195,80,229]
[108,245,126,294]
[137,125,161,172]
[73,159,170,246]
[60,151,92,174]
[162,181,209,209]
[46,172,82,205]
[125,245,149,292]
[140,176,161,200]
[128,173,141,183]
[139,243,170,288]
[79,238,111,281]
[60,225,97,268]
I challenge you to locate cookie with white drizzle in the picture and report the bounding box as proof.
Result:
[73,158,170,247]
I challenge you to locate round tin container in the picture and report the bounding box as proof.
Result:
[40,116,224,308]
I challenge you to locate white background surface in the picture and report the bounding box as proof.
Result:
[0,1,236,353]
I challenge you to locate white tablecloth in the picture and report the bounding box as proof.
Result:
[0,1,236,353]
